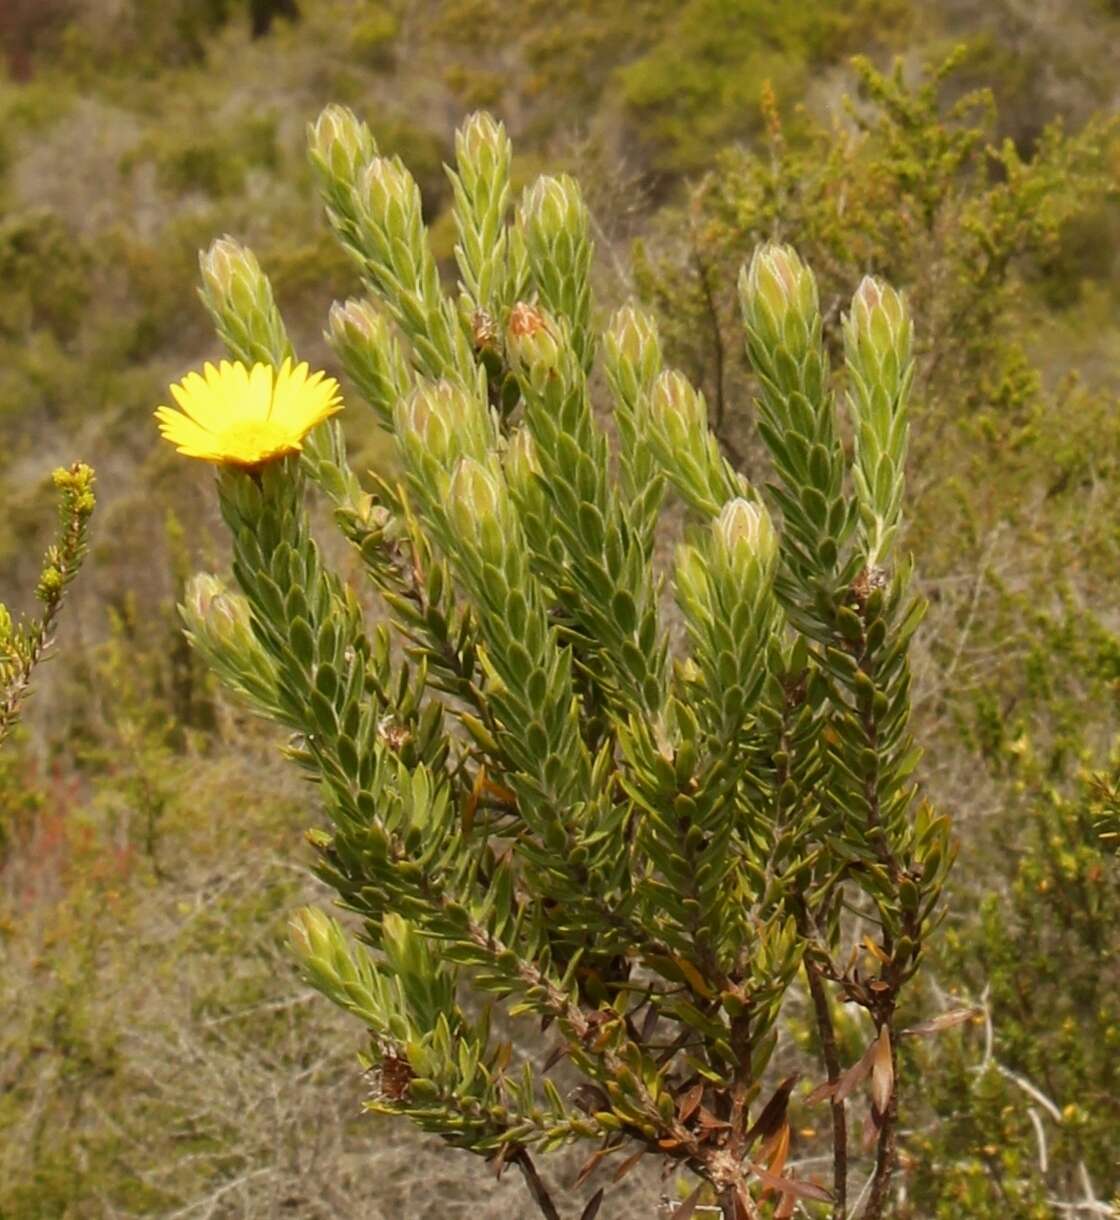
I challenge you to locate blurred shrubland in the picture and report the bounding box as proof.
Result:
[0,1,1117,1216]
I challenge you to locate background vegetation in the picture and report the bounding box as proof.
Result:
[0,1,1117,1216]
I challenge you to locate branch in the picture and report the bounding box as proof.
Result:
[806,962,848,1218]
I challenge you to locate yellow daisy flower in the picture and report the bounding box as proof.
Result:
[155,359,342,467]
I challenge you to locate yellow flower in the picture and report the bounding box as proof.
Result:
[155,359,342,466]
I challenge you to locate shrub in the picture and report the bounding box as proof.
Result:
[159,107,960,1219]
[0,463,94,751]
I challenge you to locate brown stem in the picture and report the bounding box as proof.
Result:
[806,962,848,1218]
[513,1148,563,1220]
[864,1021,899,1220]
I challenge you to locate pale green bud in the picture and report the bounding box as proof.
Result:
[604,304,661,403]
[288,905,335,964]
[844,276,912,399]
[0,603,12,648]
[447,457,504,537]
[198,236,289,365]
[649,370,708,444]
[741,242,818,345]
[200,236,263,319]
[455,111,509,180]
[606,304,660,369]
[714,498,777,569]
[327,297,411,426]
[182,573,256,655]
[308,104,377,186]
[522,174,587,244]
[396,379,492,468]
[394,381,460,467]
[327,296,386,352]
[359,156,419,230]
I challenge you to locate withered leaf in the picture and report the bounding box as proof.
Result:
[612,1148,646,1183]
[746,1160,833,1202]
[807,1037,877,1105]
[678,1082,705,1123]
[901,1008,982,1038]
[870,1026,893,1116]
[672,1185,703,1219]
[580,1188,605,1220]
[697,1106,732,1130]
[573,1148,608,1190]
[744,1074,799,1145]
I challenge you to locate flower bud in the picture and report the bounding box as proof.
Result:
[199,237,288,365]
[327,298,411,426]
[308,104,377,186]
[604,305,661,403]
[448,457,504,538]
[327,296,386,352]
[506,301,563,381]
[394,381,463,467]
[649,370,708,446]
[741,242,818,346]
[288,905,334,964]
[455,111,510,181]
[522,174,587,245]
[181,573,257,657]
[844,276,912,399]
[359,156,419,230]
[714,498,777,569]
[200,236,264,320]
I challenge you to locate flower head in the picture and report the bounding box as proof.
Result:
[155,359,342,466]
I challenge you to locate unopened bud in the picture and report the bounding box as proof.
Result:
[328,297,386,351]
[649,370,708,445]
[359,156,418,228]
[741,243,818,345]
[605,305,661,403]
[522,174,587,244]
[181,573,256,655]
[394,381,465,466]
[455,111,509,179]
[288,906,335,964]
[844,276,912,398]
[448,457,504,537]
[199,237,288,365]
[503,425,541,491]
[714,498,777,568]
[506,301,563,381]
[200,236,263,319]
[308,104,378,186]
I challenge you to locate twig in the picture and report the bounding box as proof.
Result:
[806,962,848,1217]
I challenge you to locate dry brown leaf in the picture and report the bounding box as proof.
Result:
[747,1160,833,1202]
[678,1082,705,1123]
[572,1147,608,1190]
[901,1008,982,1038]
[611,1148,646,1183]
[580,1188,605,1220]
[808,1037,877,1105]
[672,1185,703,1219]
[870,1026,893,1116]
